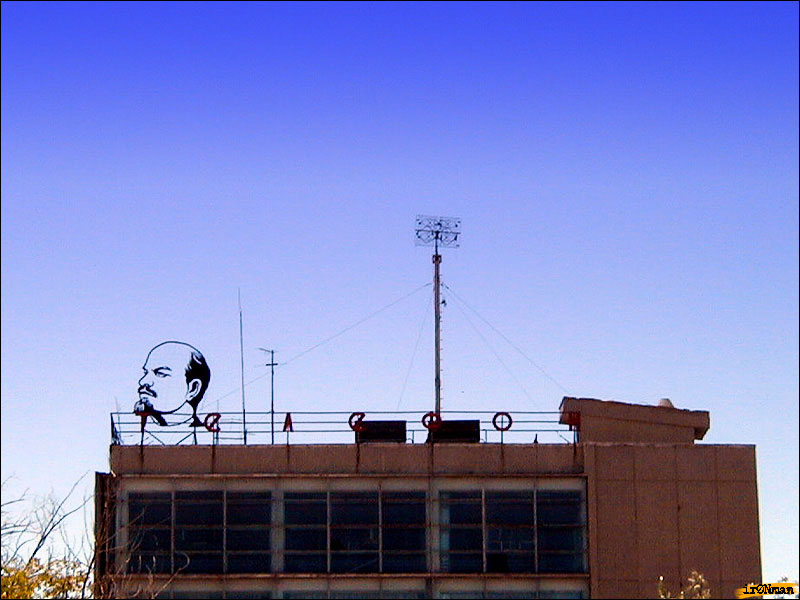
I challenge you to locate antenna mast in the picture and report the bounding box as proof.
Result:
[259,348,278,444]
[239,289,247,445]
[415,215,461,414]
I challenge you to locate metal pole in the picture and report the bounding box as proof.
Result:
[433,235,442,415]
[270,350,275,444]
[239,290,247,445]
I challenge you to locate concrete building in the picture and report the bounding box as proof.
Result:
[95,397,761,599]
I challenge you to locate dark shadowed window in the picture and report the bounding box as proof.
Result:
[536,490,586,573]
[382,492,426,573]
[126,491,272,575]
[128,492,172,574]
[440,492,482,573]
[284,492,327,573]
[486,491,535,573]
[330,492,379,573]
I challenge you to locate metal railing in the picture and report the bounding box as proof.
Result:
[110,409,574,446]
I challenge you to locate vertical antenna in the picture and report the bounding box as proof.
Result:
[259,348,278,444]
[239,289,247,444]
[415,215,461,414]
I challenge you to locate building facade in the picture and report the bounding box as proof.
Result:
[95,398,761,599]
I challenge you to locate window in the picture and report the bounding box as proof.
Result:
[284,493,327,573]
[486,491,535,573]
[536,491,585,573]
[227,492,271,573]
[381,492,426,573]
[126,491,271,575]
[128,492,172,574]
[440,492,482,573]
[330,492,379,573]
[439,487,586,575]
[283,491,427,574]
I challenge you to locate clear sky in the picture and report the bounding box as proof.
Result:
[2,0,798,583]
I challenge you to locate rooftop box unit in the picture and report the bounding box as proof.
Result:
[355,420,407,443]
[426,420,481,443]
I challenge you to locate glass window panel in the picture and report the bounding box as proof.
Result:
[486,551,535,573]
[539,591,584,599]
[330,527,378,551]
[171,593,225,600]
[225,593,272,600]
[129,527,170,552]
[536,491,583,526]
[330,552,379,573]
[444,501,481,525]
[285,498,327,525]
[129,494,171,526]
[330,493,378,525]
[379,593,426,600]
[448,527,482,551]
[486,594,537,599]
[444,552,482,573]
[441,492,481,500]
[537,527,584,552]
[485,493,534,526]
[175,552,223,574]
[175,527,223,551]
[382,553,426,573]
[284,553,327,573]
[285,528,326,551]
[128,552,171,574]
[382,502,425,525]
[537,552,585,573]
[175,502,223,526]
[227,492,271,525]
[487,527,535,552]
[382,528,425,551]
[227,528,270,551]
[226,552,271,573]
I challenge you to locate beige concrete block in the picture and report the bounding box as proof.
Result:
[593,445,635,480]
[500,444,538,473]
[634,446,676,481]
[594,480,638,579]
[676,445,716,481]
[432,444,502,474]
[536,444,583,474]
[636,481,680,583]
[716,446,756,481]
[212,445,290,475]
[356,443,429,474]
[718,481,762,582]
[145,446,213,474]
[677,481,721,583]
[287,445,357,473]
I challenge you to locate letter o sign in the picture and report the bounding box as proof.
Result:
[492,411,513,432]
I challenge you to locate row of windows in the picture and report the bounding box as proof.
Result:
[153,591,585,599]
[125,489,585,576]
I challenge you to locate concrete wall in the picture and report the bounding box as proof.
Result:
[584,443,761,599]
[110,443,584,476]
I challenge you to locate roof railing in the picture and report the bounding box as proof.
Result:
[110,409,574,446]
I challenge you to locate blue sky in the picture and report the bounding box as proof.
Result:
[2,0,797,583]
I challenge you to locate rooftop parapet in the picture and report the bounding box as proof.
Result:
[558,396,710,443]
